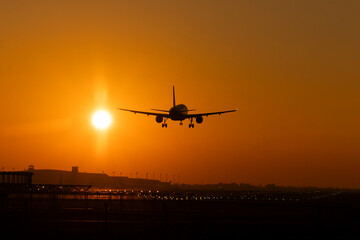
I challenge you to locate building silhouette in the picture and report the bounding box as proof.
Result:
[28,166,171,190]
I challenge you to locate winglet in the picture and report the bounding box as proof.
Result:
[173,86,176,107]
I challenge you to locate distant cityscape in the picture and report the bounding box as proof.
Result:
[27,165,171,190]
[15,165,353,192]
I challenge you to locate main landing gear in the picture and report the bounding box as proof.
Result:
[162,118,168,128]
[189,118,195,128]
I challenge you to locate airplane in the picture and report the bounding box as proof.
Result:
[117,86,237,128]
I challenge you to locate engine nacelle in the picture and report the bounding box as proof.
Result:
[196,116,203,124]
[156,115,163,123]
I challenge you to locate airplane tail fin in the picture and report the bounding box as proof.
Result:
[173,86,176,107]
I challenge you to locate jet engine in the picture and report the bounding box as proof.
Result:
[156,115,163,123]
[196,116,203,124]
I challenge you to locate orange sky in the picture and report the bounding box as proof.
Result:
[0,0,359,188]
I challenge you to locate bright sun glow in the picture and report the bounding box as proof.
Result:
[92,110,112,130]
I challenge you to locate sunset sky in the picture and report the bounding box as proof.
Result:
[0,0,359,188]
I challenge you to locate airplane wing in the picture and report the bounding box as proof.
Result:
[117,108,169,117]
[150,109,169,112]
[187,109,238,118]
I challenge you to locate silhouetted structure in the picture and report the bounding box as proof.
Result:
[29,166,171,190]
[0,171,33,185]
[72,166,79,173]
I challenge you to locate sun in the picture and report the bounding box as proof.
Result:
[92,110,112,130]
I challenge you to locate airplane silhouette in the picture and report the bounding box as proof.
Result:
[117,86,237,128]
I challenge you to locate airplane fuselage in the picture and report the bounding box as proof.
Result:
[169,104,188,120]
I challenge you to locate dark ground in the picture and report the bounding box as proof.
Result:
[0,191,359,239]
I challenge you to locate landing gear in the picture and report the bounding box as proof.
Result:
[162,118,168,128]
[189,118,195,128]
[180,121,183,126]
